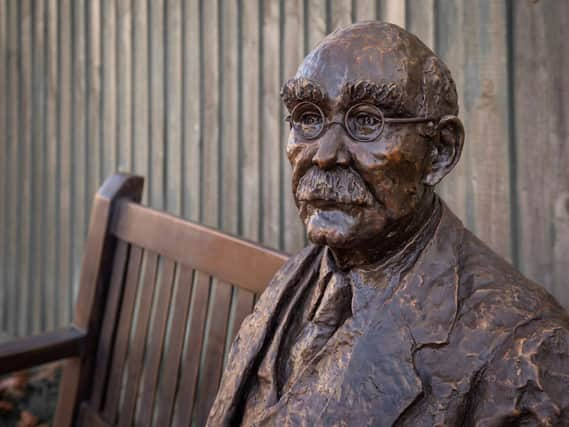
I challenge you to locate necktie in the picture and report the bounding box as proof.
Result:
[281,270,352,394]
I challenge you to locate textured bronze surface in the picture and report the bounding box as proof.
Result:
[208,22,569,426]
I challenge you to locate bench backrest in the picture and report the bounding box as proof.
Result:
[54,174,288,426]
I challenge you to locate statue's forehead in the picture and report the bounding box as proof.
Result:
[296,30,420,100]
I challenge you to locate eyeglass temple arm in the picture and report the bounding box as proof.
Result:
[383,117,437,123]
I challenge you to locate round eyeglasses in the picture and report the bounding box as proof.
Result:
[285,101,437,142]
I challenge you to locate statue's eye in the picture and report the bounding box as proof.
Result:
[346,104,385,141]
[291,102,325,139]
[300,112,322,126]
[354,113,380,128]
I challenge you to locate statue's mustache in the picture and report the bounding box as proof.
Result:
[296,167,375,207]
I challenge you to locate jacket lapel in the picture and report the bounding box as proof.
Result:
[325,202,463,425]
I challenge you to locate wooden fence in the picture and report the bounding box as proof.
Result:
[0,0,568,337]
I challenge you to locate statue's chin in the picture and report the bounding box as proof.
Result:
[305,209,359,248]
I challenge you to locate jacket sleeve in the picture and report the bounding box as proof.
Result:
[472,318,569,427]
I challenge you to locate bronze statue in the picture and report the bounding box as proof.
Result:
[208,22,569,426]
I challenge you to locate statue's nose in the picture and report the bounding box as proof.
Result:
[312,125,351,170]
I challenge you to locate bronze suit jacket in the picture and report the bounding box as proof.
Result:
[207,203,569,426]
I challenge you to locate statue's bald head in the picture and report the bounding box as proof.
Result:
[290,22,458,119]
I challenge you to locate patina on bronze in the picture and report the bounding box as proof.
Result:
[208,22,569,426]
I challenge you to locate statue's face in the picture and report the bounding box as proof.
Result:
[283,25,438,249]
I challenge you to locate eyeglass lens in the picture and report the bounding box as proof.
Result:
[290,101,385,142]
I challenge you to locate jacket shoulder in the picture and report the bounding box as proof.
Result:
[458,229,569,325]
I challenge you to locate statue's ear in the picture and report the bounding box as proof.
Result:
[423,115,464,186]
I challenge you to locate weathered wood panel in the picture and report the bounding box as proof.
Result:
[149,0,165,211]
[183,0,201,222]
[282,0,306,252]
[0,0,8,332]
[18,0,32,338]
[0,0,568,336]
[241,0,260,242]
[513,0,569,308]
[261,0,281,248]
[58,0,73,331]
[132,0,149,204]
[45,0,58,332]
[221,0,239,234]
[31,0,45,335]
[202,0,220,227]
[166,0,183,217]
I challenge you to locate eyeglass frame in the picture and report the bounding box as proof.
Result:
[285,101,438,142]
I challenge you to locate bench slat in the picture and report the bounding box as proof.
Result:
[195,280,233,426]
[136,258,177,424]
[118,251,159,427]
[111,201,287,294]
[175,271,211,426]
[154,265,195,425]
[102,245,143,422]
[90,240,130,411]
[230,288,256,342]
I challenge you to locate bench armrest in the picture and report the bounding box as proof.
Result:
[0,327,86,376]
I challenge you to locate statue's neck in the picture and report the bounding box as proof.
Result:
[330,193,440,271]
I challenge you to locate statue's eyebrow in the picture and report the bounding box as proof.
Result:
[280,78,328,111]
[339,80,406,115]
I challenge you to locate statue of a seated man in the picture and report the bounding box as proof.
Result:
[208,22,569,426]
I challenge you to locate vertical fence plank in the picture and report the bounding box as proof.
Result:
[6,0,18,334]
[58,0,72,328]
[353,0,378,22]
[18,0,32,336]
[514,0,569,309]
[101,0,117,179]
[241,0,260,241]
[72,0,87,306]
[306,0,326,56]
[221,0,239,234]
[132,0,149,203]
[261,0,281,248]
[31,0,46,335]
[117,0,131,173]
[166,0,183,216]
[183,0,200,221]
[380,0,405,27]
[434,0,467,227]
[201,0,219,227]
[45,0,58,331]
[331,0,352,29]
[0,0,6,332]
[462,1,511,261]
[282,0,306,253]
[87,0,101,207]
[203,2,220,225]
[0,0,9,332]
[149,0,165,210]
[406,0,434,49]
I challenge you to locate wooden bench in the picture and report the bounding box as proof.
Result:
[0,174,288,426]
